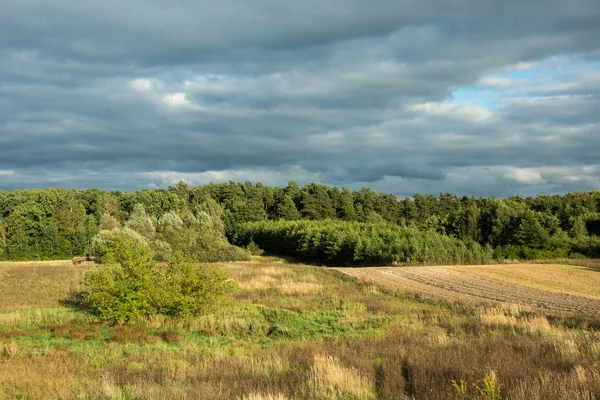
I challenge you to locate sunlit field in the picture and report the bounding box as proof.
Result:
[448,261,600,300]
[2,259,600,399]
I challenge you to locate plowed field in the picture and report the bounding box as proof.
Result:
[336,265,600,316]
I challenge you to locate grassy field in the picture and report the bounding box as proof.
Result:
[2,259,600,399]
[0,261,94,312]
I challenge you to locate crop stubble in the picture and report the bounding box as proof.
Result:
[336,265,600,317]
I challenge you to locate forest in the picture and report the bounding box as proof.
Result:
[0,181,599,264]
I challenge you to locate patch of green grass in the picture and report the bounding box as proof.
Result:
[1,302,394,364]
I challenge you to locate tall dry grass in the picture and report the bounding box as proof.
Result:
[2,260,600,399]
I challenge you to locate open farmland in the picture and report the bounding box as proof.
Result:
[336,262,600,317]
[447,262,600,300]
[3,259,600,399]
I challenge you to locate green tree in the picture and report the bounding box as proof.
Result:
[275,195,301,220]
[233,197,268,223]
[84,232,160,323]
[515,211,549,249]
[570,217,588,240]
[300,184,335,220]
[56,192,87,256]
[0,219,6,259]
[157,252,236,318]
[336,187,358,221]
[355,187,378,220]
[169,180,190,203]
[5,208,30,259]
[125,203,156,240]
[284,181,302,206]
[536,211,562,236]
[96,193,120,220]
[99,213,121,230]
[446,203,480,242]
[78,215,99,256]
[5,202,45,259]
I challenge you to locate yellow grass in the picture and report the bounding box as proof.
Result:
[240,393,288,400]
[226,263,323,294]
[307,355,375,399]
[0,261,93,312]
[447,263,600,300]
[478,305,554,337]
[278,282,323,294]
[4,259,600,399]
[0,260,73,267]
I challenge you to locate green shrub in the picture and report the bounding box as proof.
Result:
[156,252,236,318]
[82,234,235,323]
[201,243,252,262]
[246,240,264,256]
[89,227,148,263]
[83,233,160,324]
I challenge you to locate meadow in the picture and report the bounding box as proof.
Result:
[2,259,600,399]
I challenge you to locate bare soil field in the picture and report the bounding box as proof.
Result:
[336,264,600,317]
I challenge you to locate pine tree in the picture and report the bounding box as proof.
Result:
[275,195,301,220]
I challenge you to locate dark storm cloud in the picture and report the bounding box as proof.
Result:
[0,0,599,195]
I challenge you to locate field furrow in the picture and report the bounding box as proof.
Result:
[336,266,600,316]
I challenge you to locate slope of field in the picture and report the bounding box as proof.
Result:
[448,263,600,300]
[336,265,600,316]
[0,261,93,312]
[4,260,600,399]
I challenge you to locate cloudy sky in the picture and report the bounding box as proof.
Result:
[1,0,599,197]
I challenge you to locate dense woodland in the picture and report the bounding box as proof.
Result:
[0,181,599,264]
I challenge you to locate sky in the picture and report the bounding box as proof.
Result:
[1,0,599,197]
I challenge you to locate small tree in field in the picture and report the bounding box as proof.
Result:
[156,252,236,318]
[82,231,235,324]
[83,232,159,324]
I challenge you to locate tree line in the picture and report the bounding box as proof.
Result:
[232,220,493,265]
[0,181,599,262]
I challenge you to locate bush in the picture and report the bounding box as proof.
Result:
[89,228,149,263]
[83,233,160,323]
[246,240,264,256]
[156,252,236,318]
[192,242,252,262]
[82,234,235,324]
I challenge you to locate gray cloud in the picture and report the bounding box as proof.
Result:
[0,0,599,196]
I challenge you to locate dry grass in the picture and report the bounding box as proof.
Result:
[226,263,321,293]
[306,355,375,399]
[0,352,95,398]
[3,259,600,399]
[240,392,289,400]
[0,261,93,312]
[0,309,79,330]
[278,281,323,294]
[448,263,600,299]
